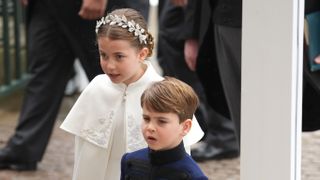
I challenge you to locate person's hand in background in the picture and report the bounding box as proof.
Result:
[184,39,199,71]
[20,0,28,6]
[79,0,108,20]
[170,0,188,7]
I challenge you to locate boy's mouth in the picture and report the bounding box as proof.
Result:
[147,136,156,142]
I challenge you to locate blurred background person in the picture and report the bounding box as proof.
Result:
[0,0,107,171]
[159,0,239,161]
[169,0,241,161]
[302,0,320,131]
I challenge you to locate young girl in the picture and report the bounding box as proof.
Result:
[60,8,204,180]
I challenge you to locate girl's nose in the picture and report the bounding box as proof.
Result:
[105,60,116,70]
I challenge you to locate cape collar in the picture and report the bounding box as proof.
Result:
[149,141,185,166]
[111,61,158,90]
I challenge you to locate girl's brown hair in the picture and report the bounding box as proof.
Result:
[96,8,154,57]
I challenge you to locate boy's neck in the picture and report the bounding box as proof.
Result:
[148,141,185,166]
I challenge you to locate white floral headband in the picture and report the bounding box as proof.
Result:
[96,14,148,45]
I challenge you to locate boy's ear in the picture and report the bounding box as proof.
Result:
[138,47,149,61]
[181,119,192,136]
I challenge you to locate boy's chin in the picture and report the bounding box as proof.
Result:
[148,145,162,151]
[148,145,171,151]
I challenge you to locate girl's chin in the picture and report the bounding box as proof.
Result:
[109,76,122,83]
[110,79,121,84]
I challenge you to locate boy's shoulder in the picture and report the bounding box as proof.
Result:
[178,155,208,178]
[122,149,208,179]
[123,148,149,161]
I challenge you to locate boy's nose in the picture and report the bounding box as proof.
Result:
[146,123,156,132]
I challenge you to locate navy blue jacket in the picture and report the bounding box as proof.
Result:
[120,142,208,180]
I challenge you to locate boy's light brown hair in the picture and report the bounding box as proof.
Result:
[141,77,199,123]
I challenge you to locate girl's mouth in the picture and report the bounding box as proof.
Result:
[108,74,120,79]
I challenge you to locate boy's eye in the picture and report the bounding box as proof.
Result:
[143,117,150,122]
[158,120,167,124]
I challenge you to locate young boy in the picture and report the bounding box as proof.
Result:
[120,77,208,179]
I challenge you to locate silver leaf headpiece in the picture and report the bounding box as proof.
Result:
[96,14,148,45]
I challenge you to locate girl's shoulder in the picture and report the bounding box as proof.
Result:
[88,74,116,89]
[91,74,111,84]
[80,74,125,99]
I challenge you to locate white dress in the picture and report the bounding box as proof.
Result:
[60,62,204,180]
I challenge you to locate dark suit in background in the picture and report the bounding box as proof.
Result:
[107,0,150,21]
[0,0,104,170]
[157,0,208,133]
[158,0,239,161]
[190,0,242,160]
[303,0,320,131]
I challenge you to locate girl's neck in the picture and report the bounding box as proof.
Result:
[124,62,147,86]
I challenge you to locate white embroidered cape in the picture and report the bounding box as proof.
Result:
[60,62,204,180]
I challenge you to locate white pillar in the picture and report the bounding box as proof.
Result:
[241,0,304,179]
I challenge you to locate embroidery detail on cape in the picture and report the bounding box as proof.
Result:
[79,111,115,147]
[127,115,147,152]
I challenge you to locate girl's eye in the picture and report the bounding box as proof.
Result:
[99,52,107,59]
[116,54,124,60]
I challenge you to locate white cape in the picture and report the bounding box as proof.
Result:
[60,62,204,180]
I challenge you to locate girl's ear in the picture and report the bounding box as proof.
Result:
[138,47,149,61]
[181,119,192,136]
